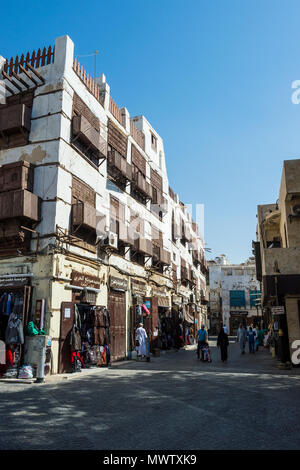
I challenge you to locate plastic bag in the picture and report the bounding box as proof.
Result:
[18,364,33,379]
[26,322,39,336]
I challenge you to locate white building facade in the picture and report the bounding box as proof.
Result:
[0,35,208,376]
[209,255,260,335]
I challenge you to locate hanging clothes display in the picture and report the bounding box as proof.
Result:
[5,313,24,345]
[70,305,82,352]
[68,304,112,370]
[93,307,110,346]
[0,284,31,378]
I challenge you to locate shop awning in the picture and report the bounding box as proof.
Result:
[183,308,195,324]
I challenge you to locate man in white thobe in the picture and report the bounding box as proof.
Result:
[136,323,148,357]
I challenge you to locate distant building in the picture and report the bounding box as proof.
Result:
[208,255,260,335]
[253,159,300,365]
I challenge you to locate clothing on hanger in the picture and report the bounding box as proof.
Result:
[5,313,24,344]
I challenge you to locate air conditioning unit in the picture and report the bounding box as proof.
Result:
[291,204,300,217]
[101,231,118,250]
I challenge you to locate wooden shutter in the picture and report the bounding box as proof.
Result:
[108,119,128,157]
[131,144,146,175]
[72,175,95,207]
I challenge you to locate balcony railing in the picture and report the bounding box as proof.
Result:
[109,96,123,125]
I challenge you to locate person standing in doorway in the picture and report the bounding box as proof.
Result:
[136,323,148,359]
[197,324,208,360]
[237,323,247,355]
[217,327,229,362]
[247,326,256,354]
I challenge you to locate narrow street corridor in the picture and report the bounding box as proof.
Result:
[0,338,300,450]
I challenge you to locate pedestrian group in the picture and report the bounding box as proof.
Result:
[195,322,269,364]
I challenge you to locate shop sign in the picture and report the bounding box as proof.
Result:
[151,286,170,307]
[152,287,166,297]
[0,276,30,287]
[110,276,128,291]
[157,296,171,307]
[72,271,100,289]
[131,280,147,296]
[230,311,248,316]
[271,306,285,315]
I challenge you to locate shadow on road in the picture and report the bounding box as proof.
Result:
[1,340,300,450]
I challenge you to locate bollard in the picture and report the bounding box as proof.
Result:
[35,336,47,384]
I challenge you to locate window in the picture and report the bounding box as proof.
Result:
[234,269,243,276]
[246,268,255,276]
[230,290,246,307]
[151,132,157,151]
[224,269,232,276]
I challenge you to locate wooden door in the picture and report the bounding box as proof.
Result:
[58,302,75,373]
[108,290,126,361]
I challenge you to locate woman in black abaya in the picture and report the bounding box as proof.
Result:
[217,327,229,362]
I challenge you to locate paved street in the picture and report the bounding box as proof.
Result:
[1,338,300,450]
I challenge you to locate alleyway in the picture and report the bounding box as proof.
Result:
[1,338,300,450]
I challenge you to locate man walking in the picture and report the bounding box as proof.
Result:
[197,324,208,360]
[237,323,247,354]
[247,326,256,354]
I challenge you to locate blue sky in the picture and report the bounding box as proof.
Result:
[1,0,300,264]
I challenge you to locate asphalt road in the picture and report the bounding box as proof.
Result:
[1,337,300,450]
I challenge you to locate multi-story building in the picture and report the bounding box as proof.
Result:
[253,159,300,366]
[208,255,260,335]
[0,35,208,375]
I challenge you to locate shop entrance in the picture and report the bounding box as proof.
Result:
[159,306,176,350]
[230,313,248,335]
[0,282,32,377]
[59,302,74,374]
[108,290,126,361]
[59,300,111,374]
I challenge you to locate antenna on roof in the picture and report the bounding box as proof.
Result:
[94,50,99,78]
[76,49,100,78]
